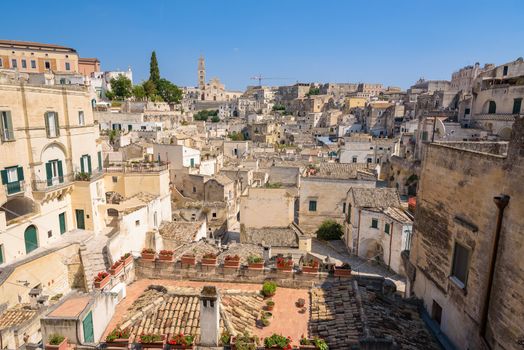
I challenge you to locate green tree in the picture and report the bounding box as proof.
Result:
[211,115,220,123]
[149,51,160,87]
[143,80,157,100]
[306,86,320,97]
[228,131,245,141]
[109,75,132,100]
[105,90,115,100]
[157,78,183,104]
[316,220,343,240]
[132,84,146,101]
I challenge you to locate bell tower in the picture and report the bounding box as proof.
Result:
[198,56,206,90]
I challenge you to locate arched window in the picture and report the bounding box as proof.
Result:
[488,101,497,114]
[24,225,38,254]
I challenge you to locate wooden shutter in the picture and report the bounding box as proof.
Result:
[80,157,85,173]
[54,113,60,136]
[3,111,13,140]
[87,155,92,174]
[57,160,64,183]
[17,166,24,181]
[44,112,50,138]
[0,169,7,184]
[97,151,102,171]
[46,162,53,186]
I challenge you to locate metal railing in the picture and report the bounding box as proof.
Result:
[32,174,74,192]
[103,161,169,173]
[4,180,25,196]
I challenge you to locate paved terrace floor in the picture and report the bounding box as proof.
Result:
[104,279,309,346]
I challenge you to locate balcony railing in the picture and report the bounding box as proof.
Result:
[4,180,25,196]
[104,161,169,173]
[32,174,74,192]
[472,113,519,121]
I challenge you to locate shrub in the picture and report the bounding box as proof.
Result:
[168,333,194,346]
[266,300,275,307]
[247,255,263,264]
[142,248,155,254]
[264,334,291,349]
[139,334,163,343]
[276,256,293,267]
[314,338,329,350]
[203,252,217,259]
[220,331,231,345]
[234,331,258,350]
[316,220,344,241]
[261,317,270,327]
[225,255,240,261]
[48,334,65,345]
[159,250,173,256]
[262,281,277,297]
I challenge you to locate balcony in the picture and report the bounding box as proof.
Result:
[472,113,519,121]
[74,168,104,182]
[4,180,26,196]
[104,161,169,173]
[32,174,74,202]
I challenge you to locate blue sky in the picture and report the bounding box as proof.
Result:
[2,0,523,90]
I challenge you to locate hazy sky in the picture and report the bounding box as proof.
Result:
[2,0,523,90]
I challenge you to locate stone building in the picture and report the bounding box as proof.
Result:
[406,117,524,350]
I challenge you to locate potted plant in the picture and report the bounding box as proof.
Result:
[231,331,258,350]
[334,263,352,277]
[220,331,231,348]
[263,334,292,350]
[46,334,67,350]
[109,260,124,275]
[247,255,264,269]
[224,255,241,268]
[168,333,194,349]
[159,250,174,262]
[94,271,110,289]
[181,253,196,265]
[105,328,130,348]
[201,253,217,266]
[302,260,319,273]
[265,299,275,311]
[141,248,156,261]
[276,257,293,272]
[300,337,329,350]
[261,281,277,298]
[260,317,271,327]
[296,298,306,308]
[120,252,133,266]
[139,333,164,348]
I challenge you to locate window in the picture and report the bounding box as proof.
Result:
[45,112,59,138]
[78,111,85,126]
[11,59,17,68]
[21,59,27,69]
[367,158,372,163]
[31,60,36,69]
[385,223,390,234]
[352,156,357,163]
[47,230,52,238]
[513,98,522,114]
[97,151,102,171]
[192,186,196,193]
[1,111,14,141]
[464,108,470,115]
[112,176,118,183]
[342,202,346,214]
[45,159,63,186]
[451,242,470,288]
[0,58,3,67]
[309,200,317,212]
[80,155,92,175]
[135,220,140,226]
[44,61,51,70]
[371,218,378,229]
[59,212,66,234]
[212,212,217,218]
[488,101,497,114]
[65,62,70,71]
[421,131,428,141]
[503,65,508,76]
[432,300,442,325]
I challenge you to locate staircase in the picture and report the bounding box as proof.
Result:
[79,234,112,292]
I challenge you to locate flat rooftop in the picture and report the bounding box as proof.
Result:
[48,295,91,318]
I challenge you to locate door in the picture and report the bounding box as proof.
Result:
[75,209,85,229]
[59,212,66,234]
[82,311,94,343]
[190,158,195,167]
[24,225,38,254]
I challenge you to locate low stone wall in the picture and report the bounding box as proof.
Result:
[134,258,352,289]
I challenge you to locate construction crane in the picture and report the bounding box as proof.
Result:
[250,75,289,86]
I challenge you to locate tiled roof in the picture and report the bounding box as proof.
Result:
[242,226,299,247]
[350,188,401,208]
[217,243,264,264]
[117,286,263,342]
[0,40,77,52]
[172,241,220,261]
[159,222,203,248]
[0,305,38,330]
[314,163,375,179]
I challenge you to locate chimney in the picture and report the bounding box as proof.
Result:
[263,245,272,261]
[199,286,220,346]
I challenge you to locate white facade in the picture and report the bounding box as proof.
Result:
[153,144,201,170]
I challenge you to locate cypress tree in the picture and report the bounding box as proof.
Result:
[149,51,160,87]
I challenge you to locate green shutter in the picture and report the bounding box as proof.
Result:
[0,169,7,185]
[24,226,38,254]
[0,244,4,264]
[46,162,53,186]
[44,112,50,138]
[97,151,102,171]
[80,157,85,173]
[3,111,14,140]
[57,160,64,183]
[54,113,60,136]
[59,212,66,234]
[87,155,92,174]
[82,311,94,343]
[17,166,24,181]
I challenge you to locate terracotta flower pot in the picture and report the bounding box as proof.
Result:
[109,261,124,275]
[169,345,194,349]
[45,338,68,350]
[181,255,196,265]
[277,263,293,272]
[248,262,264,270]
[121,254,133,266]
[140,336,165,349]
[201,257,217,266]
[94,274,111,289]
[141,252,156,261]
[299,345,317,349]
[334,267,352,277]
[302,266,319,273]
[105,339,129,348]
[159,254,174,262]
[224,260,240,268]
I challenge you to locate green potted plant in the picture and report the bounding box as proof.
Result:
[247,255,264,269]
[167,333,194,349]
[159,250,174,262]
[265,299,275,311]
[94,271,110,289]
[261,317,271,327]
[139,333,164,348]
[224,254,241,268]
[300,337,329,350]
[334,263,352,277]
[109,260,124,275]
[120,252,133,266]
[105,328,130,348]
[263,334,292,349]
[220,331,231,347]
[261,281,277,298]
[231,331,258,350]
[45,334,67,350]
[141,248,156,261]
[201,252,217,266]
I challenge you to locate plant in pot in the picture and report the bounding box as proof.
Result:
[181,253,196,265]
[139,333,164,348]
[159,249,174,262]
[300,336,329,350]
[224,254,241,268]
[265,299,275,311]
[334,263,352,277]
[263,334,292,350]
[231,331,258,350]
[109,260,124,275]
[296,298,306,308]
[46,334,67,350]
[220,331,231,347]
[201,252,217,266]
[120,252,133,266]
[94,271,110,289]
[247,255,264,269]
[105,328,130,347]
[260,317,271,327]
[276,256,293,272]
[261,281,277,298]
[302,260,319,273]
[141,248,156,261]
[168,333,194,349]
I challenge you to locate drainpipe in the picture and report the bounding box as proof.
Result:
[356,209,362,256]
[479,194,510,344]
[388,222,394,269]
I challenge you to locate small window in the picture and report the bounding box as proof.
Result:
[342,202,346,213]
[1,111,15,141]
[135,220,140,226]
[309,200,317,212]
[371,218,378,229]
[432,300,442,325]
[367,158,372,163]
[112,176,118,183]
[31,60,36,69]
[65,62,70,71]
[0,58,3,68]
[352,156,357,163]
[451,242,470,288]
[45,112,59,138]
[47,230,52,238]
[45,61,51,70]
[78,111,85,126]
[192,186,196,193]
[385,223,390,234]
[0,243,4,264]
[502,65,508,76]
[11,59,17,68]
[21,59,27,69]
[212,212,217,218]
